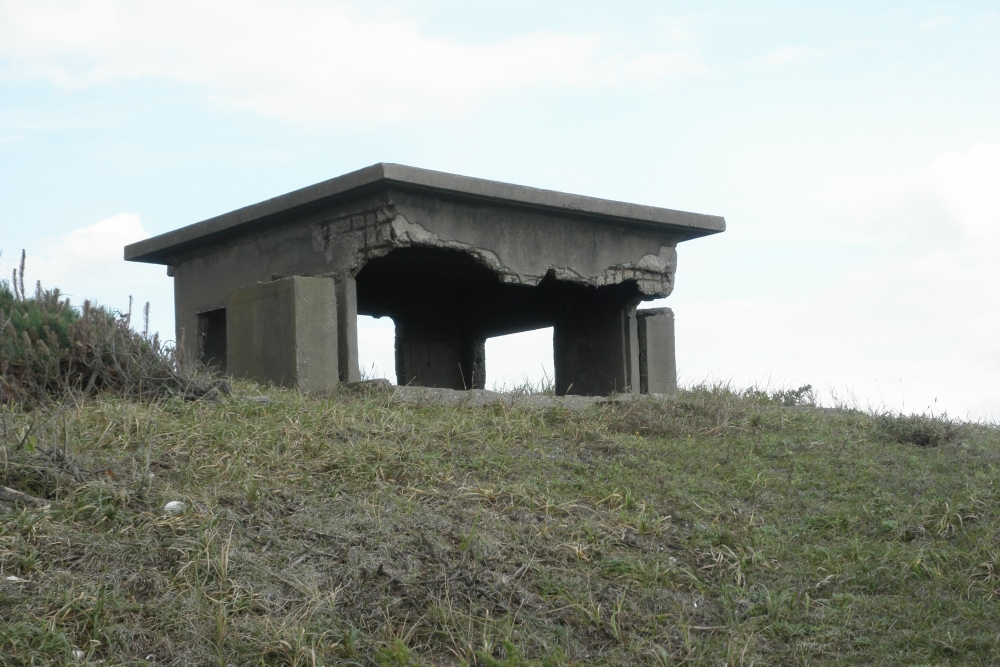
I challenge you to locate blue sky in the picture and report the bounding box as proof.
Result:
[2,1,998,419]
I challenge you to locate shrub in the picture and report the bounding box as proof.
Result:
[1,251,219,404]
[875,412,964,448]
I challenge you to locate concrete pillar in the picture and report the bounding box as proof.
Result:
[335,273,361,383]
[626,307,641,394]
[394,316,485,390]
[553,300,637,396]
[469,337,486,390]
[637,307,677,395]
[226,277,339,391]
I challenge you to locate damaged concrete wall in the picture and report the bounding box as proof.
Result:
[310,190,680,298]
[172,190,682,368]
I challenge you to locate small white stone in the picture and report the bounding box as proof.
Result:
[163,501,186,514]
[72,649,85,660]
[4,575,28,583]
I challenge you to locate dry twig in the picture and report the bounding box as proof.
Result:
[0,483,46,506]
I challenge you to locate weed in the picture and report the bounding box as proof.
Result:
[876,411,964,447]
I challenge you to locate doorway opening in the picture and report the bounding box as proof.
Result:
[196,308,227,373]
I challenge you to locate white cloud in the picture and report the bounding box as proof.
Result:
[27,213,146,285]
[0,0,710,124]
[923,141,1000,242]
[676,244,999,419]
[918,16,957,31]
[672,141,1000,421]
[782,139,1000,249]
[757,46,823,66]
[4,213,176,340]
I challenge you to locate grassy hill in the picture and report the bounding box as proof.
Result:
[2,269,999,665]
[2,381,998,666]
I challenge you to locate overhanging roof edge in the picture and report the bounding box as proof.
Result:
[124,163,726,265]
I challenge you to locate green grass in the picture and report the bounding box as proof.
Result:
[1,383,998,666]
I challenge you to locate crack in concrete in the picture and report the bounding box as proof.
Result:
[314,207,676,296]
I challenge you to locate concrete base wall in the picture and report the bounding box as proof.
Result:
[554,300,639,396]
[395,317,486,390]
[226,277,339,391]
[637,307,677,395]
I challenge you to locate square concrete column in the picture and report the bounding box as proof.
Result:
[626,307,641,393]
[394,317,485,390]
[637,307,677,395]
[554,301,638,396]
[335,273,361,383]
[226,276,339,391]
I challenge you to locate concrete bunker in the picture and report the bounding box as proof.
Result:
[125,163,724,395]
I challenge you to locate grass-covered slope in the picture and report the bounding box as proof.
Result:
[2,384,997,666]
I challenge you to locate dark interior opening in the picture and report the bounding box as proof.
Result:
[355,246,642,337]
[197,308,227,373]
[354,246,644,391]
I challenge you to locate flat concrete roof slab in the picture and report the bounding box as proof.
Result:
[125,163,725,264]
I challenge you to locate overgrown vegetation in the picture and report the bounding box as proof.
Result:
[1,252,216,404]
[2,271,998,665]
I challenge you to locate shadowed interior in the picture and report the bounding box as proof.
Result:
[355,246,644,392]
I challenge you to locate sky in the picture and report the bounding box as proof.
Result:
[1,1,997,420]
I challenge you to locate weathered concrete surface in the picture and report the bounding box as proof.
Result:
[334,273,360,384]
[637,308,677,395]
[126,163,724,264]
[126,164,724,395]
[226,277,338,391]
[553,297,634,396]
[395,315,486,390]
